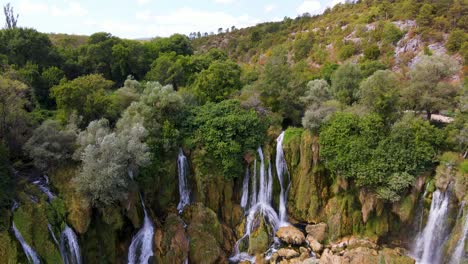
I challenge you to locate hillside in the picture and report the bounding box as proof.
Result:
[0,0,467,263]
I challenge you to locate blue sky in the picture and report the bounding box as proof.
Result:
[8,0,344,39]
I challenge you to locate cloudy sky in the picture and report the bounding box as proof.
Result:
[9,0,344,39]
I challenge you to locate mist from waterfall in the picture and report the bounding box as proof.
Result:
[412,189,450,264]
[60,225,82,264]
[12,223,41,264]
[128,195,154,264]
[177,148,191,213]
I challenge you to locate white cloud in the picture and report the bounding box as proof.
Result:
[296,0,322,15]
[51,2,88,17]
[265,4,277,13]
[137,0,151,5]
[213,0,236,4]
[137,8,260,37]
[18,0,87,17]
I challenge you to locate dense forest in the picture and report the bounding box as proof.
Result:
[0,0,467,263]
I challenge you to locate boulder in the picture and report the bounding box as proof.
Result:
[319,249,342,264]
[276,226,306,245]
[305,223,327,243]
[277,248,300,259]
[307,235,323,252]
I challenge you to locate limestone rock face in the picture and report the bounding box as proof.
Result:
[276,226,306,245]
[305,223,327,243]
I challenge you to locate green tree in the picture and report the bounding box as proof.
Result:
[51,74,115,125]
[0,76,31,154]
[401,55,461,119]
[24,120,76,172]
[145,52,187,89]
[417,4,435,27]
[193,60,241,103]
[73,118,149,207]
[187,100,267,178]
[359,70,399,121]
[382,22,404,44]
[331,62,362,105]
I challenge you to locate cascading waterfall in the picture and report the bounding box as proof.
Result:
[128,194,154,264]
[275,131,290,225]
[412,190,450,264]
[177,148,191,213]
[32,176,56,201]
[231,132,291,262]
[60,225,82,264]
[12,223,41,264]
[450,205,468,264]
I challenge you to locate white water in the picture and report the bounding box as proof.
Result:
[12,223,41,264]
[231,132,291,262]
[275,131,290,225]
[177,148,191,213]
[48,223,59,246]
[450,206,468,264]
[60,225,82,264]
[32,176,56,201]
[128,195,154,264]
[412,190,450,264]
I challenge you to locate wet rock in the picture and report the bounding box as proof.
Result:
[277,226,306,245]
[319,248,342,264]
[277,248,300,259]
[359,189,377,223]
[305,223,327,243]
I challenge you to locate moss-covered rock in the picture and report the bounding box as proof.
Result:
[0,231,17,264]
[248,217,271,255]
[183,203,225,264]
[284,129,328,223]
[50,165,91,234]
[13,198,61,264]
[81,214,118,264]
[157,213,189,264]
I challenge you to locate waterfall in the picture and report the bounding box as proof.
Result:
[231,132,291,262]
[412,190,450,264]
[240,167,250,210]
[177,148,191,213]
[60,225,82,264]
[450,206,468,264]
[12,223,41,264]
[128,195,154,264]
[32,176,56,201]
[48,223,59,246]
[275,131,290,225]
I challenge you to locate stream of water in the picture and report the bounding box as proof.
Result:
[127,194,154,264]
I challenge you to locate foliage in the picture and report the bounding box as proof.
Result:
[0,144,12,225]
[338,44,356,60]
[331,62,362,105]
[320,112,443,200]
[0,76,32,154]
[51,74,115,125]
[145,52,187,89]
[401,55,461,119]
[359,60,387,78]
[300,79,337,132]
[73,118,150,207]
[23,120,76,172]
[382,22,404,44]
[446,29,467,53]
[192,60,241,103]
[363,45,381,60]
[187,100,267,179]
[358,70,399,121]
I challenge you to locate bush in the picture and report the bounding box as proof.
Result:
[338,44,356,60]
[447,30,467,53]
[382,22,404,44]
[363,45,381,60]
